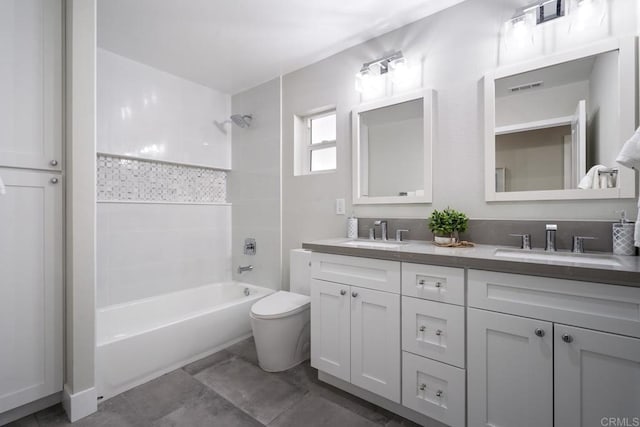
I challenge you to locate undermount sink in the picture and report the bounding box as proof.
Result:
[494,248,622,267]
[342,240,405,249]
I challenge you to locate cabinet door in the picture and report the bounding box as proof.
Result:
[310,279,350,382]
[0,0,63,170]
[467,308,553,427]
[0,168,63,412]
[554,324,640,427]
[350,286,400,403]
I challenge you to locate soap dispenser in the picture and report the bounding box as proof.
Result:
[612,211,635,256]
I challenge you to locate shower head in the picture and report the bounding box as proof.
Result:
[230,114,252,128]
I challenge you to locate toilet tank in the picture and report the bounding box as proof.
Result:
[290,249,311,296]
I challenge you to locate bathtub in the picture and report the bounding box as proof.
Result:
[96,281,272,400]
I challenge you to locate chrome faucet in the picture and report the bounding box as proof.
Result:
[572,236,596,253]
[545,224,557,252]
[374,220,388,241]
[237,265,253,274]
[509,233,531,250]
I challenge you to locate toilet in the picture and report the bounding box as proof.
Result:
[250,249,311,372]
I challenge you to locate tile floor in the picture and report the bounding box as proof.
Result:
[8,338,427,427]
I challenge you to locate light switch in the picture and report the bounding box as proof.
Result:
[335,198,346,215]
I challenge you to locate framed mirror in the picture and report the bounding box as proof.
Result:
[484,37,636,201]
[352,89,433,204]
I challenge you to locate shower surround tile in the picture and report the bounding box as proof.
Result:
[97,154,227,203]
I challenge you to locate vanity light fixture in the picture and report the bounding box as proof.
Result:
[355,51,404,93]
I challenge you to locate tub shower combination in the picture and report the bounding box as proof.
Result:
[96,282,272,400]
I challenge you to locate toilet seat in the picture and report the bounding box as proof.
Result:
[250,291,310,320]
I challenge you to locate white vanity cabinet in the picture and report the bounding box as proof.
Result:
[310,254,401,403]
[468,270,640,427]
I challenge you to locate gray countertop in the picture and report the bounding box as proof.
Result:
[302,238,640,288]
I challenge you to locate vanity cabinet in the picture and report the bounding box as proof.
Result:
[554,324,640,427]
[310,254,401,403]
[468,270,640,427]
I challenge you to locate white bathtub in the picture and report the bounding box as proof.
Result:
[96,281,272,400]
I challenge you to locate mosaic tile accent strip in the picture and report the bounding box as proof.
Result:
[97,154,227,203]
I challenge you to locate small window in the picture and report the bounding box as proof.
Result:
[304,111,337,173]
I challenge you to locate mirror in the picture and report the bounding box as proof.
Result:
[352,90,433,204]
[485,38,636,201]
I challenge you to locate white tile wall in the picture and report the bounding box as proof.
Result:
[97,154,227,203]
[97,48,231,169]
[97,203,232,307]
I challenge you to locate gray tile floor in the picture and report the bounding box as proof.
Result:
[8,338,421,427]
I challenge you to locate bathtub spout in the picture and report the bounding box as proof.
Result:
[237,265,253,274]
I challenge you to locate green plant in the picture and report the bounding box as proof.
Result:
[428,207,469,236]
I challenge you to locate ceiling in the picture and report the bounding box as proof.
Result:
[97,0,467,95]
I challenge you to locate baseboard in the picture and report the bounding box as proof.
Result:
[318,371,447,427]
[0,393,61,426]
[62,385,97,422]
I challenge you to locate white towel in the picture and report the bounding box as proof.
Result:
[616,126,640,170]
[0,175,5,195]
[578,165,608,189]
[616,126,640,247]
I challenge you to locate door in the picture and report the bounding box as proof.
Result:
[0,168,63,412]
[310,279,350,381]
[467,308,553,427]
[554,324,640,427]
[0,0,63,171]
[571,99,587,185]
[350,286,400,403]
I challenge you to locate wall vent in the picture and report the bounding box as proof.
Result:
[508,81,543,93]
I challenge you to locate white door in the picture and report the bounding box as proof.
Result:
[571,99,587,185]
[467,308,553,427]
[0,168,63,412]
[0,0,63,171]
[554,324,640,427]
[350,286,400,403]
[310,279,350,382]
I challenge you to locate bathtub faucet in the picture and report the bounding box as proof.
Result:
[237,265,253,274]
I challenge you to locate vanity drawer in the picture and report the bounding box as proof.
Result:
[311,253,400,294]
[402,351,465,427]
[402,263,464,305]
[402,297,465,368]
[468,269,640,338]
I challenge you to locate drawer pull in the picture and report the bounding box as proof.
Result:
[534,328,545,337]
[562,333,573,343]
[419,326,426,332]
[419,383,426,391]
[436,390,443,397]
[435,281,442,288]
[418,279,425,285]
[435,329,443,336]
[352,292,358,298]
[340,289,346,296]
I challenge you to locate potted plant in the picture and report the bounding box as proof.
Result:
[428,207,469,245]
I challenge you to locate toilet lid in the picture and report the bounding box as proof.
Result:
[251,291,310,319]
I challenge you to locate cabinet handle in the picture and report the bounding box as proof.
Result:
[534,328,545,337]
[418,279,425,285]
[435,329,443,336]
[50,178,59,184]
[50,160,58,166]
[351,292,358,298]
[340,289,346,296]
[419,383,426,391]
[436,390,443,397]
[561,333,573,343]
[435,281,442,288]
[419,326,426,332]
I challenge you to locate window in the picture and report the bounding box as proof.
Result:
[296,110,336,175]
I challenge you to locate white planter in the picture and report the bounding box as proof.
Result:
[434,235,455,245]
